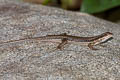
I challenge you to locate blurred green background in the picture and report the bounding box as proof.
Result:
[23,0,120,23]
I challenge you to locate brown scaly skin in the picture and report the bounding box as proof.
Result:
[0,32,113,50]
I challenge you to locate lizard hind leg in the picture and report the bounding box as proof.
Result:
[57,38,68,50]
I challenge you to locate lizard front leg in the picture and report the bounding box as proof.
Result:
[88,43,98,50]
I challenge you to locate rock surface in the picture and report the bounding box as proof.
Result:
[0,0,120,80]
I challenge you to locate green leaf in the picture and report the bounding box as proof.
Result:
[61,0,73,9]
[81,0,120,13]
[42,0,51,5]
[42,0,58,5]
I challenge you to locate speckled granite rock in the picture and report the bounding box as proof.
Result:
[0,0,120,80]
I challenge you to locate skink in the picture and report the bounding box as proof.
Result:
[0,32,113,50]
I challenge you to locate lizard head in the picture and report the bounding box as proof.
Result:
[100,32,113,43]
[104,32,113,38]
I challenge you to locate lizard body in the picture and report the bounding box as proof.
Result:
[0,32,113,50]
